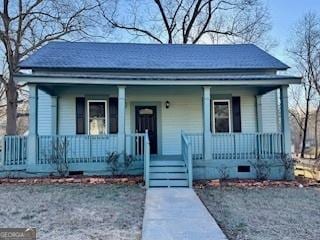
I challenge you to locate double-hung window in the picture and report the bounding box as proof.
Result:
[87,100,107,135]
[212,100,231,133]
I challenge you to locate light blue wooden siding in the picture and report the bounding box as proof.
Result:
[58,95,76,135]
[37,90,52,135]
[240,94,257,133]
[261,90,279,132]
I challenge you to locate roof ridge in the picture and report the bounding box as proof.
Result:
[47,41,255,47]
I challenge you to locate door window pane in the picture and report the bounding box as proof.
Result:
[213,101,230,133]
[139,108,153,115]
[88,101,106,135]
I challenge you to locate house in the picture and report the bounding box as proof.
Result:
[1,42,300,187]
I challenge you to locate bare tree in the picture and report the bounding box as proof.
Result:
[98,0,271,45]
[0,0,100,135]
[288,12,320,158]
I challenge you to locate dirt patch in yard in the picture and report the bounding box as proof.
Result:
[0,184,145,240]
[0,175,143,185]
[196,186,320,240]
[195,178,320,189]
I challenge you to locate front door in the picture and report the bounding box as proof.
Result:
[135,106,157,154]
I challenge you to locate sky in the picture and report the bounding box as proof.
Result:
[1,0,320,74]
[266,0,320,64]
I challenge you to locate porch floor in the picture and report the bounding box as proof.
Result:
[142,188,227,240]
[150,155,182,161]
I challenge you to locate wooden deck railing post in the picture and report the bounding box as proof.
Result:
[203,86,212,160]
[117,86,126,164]
[27,84,38,172]
[280,85,291,155]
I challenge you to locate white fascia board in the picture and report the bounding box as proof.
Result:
[15,74,301,86]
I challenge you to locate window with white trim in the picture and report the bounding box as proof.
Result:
[87,100,107,135]
[212,100,231,133]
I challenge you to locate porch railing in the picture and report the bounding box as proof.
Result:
[0,136,28,169]
[184,132,283,160]
[144,130,150,188]
[185,133,203,160]
[37,134,118,164]
[0,133,150,173]
[181,131,192,188]
[211,133,283,160]
[125,133,146,162]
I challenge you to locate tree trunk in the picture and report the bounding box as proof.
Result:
[5,74,17,135]
[301,98,310,158]
[315,103,320,158]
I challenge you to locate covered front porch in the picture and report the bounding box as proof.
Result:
[1,80,291,185]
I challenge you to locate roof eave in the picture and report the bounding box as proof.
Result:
[18,66,289,73]
[14,73,301,86]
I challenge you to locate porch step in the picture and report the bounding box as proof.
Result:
[147,155,189,188]
[149,166,187,173]
[150,160,185,167]
[150,172,188,180]
[149,179,189,187]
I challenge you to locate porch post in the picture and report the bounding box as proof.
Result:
[280,85,291,154]
[203,86,211,160]
[256,95,263,132]
[27,84,38,171]
[117,86,126,161]
[51,96,58,135]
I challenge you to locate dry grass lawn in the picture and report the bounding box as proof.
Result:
[197,187,320,240]
[0,184,145,240]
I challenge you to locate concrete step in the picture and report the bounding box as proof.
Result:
[150,172,188,180]
[149,166,187,173]
[150,160,185,167]
[149,179,189,187]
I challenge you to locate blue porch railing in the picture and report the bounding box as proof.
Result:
[185,133,203,160]
[0,132,281,174]
[0,136,28,170]
[184,132,283,160]
[181,131,193,188]
[0,133,150,173]
[144,130,150,188]
[125,133,147,162]
[211,133,283,160]
[37,134,118,164]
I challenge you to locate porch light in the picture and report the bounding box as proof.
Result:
[165,101,170,109]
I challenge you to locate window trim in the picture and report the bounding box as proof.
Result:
[87,100,108,135]
[212,99,232,133]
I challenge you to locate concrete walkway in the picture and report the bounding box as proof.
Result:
[142,188,227,240]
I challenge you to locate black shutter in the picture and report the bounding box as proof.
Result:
[76,97,85,134]
[109,97,118,133]
[232,96,241,132]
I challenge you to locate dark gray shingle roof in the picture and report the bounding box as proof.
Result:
[19,42,288,71]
